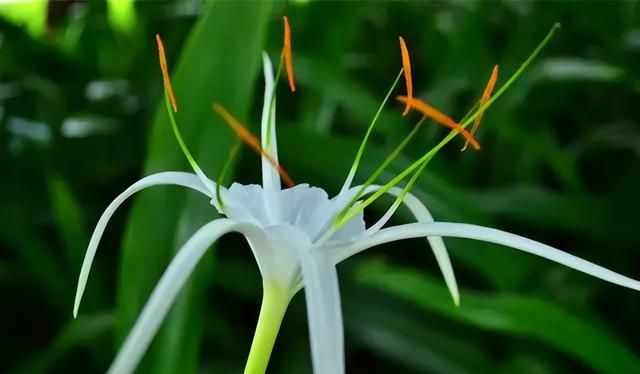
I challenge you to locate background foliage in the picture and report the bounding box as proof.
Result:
[1,1,639,373]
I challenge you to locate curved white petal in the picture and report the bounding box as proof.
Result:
[108,219,269,374]
[334,222,640,291]
[347,185,459,305]
[73,172,217,318]
[260,53,282,225]
[260,52,280,188]
[298,250,345,374]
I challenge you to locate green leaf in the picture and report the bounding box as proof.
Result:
[115,2,271,373]
[345,291,492,374]
[47,173,88,271]
[10,313,113,373]
[356,260,640,374]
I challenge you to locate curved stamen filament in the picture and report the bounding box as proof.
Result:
[282,16,295,92]
[336,115,427,224]
[156,34,215,197]
[340,69,404,193]
[398,36,413,116]
[335,23,561,228]
[212,103,295,188]
[397,96,481,150]
[461,65,499,152]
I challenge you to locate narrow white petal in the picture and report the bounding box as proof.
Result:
[108,219,267,374]
[260,52,279,165]
[192,164,219,201]
[351,185,459,305]
[338,168,356,196]
[365,198,400,235]
[73,172,216,318]
[260,52,281,224]
[336,222,640,291]
[299,251,345,374]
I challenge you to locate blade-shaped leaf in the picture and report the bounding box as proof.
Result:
[356,260,640,374]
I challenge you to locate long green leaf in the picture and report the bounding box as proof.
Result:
[47,173,88,271]
[115,2,271,373]
[356,260,640,374]
[10,313,113,373]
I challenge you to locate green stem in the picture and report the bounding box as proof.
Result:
[243,284,291,374]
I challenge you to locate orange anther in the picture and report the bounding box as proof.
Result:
[461,65,498,151]
[282,16,296,92]
[398,36,413,116]
[212,103,295,187]
[155,34,178,112]
[397,96,481,150]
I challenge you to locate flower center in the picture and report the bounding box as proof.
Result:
[219,183,366,244]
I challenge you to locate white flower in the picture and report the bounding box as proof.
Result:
[74,27,640,374]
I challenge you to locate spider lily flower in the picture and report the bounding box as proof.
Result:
[73,21,640,374]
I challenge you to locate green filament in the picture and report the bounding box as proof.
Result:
[336,115,427,223]
[163,92,202,174]
[346,69,404,180]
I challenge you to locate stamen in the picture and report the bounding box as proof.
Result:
[336,116,427,225]
[464,23,561,126]
[334,23,561,228]
[397,96,480,150]
[398,36,412,116]
[155,34,178,112]
[156,35,214,197]
[461,65,498,152]
[336,131,449,228]
[212,103,295,188]
[282,16,296,92]
[340,69,404,194]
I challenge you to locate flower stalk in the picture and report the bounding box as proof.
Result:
[244,284,292,374]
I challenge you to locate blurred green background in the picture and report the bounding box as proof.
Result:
[1,1,639,373]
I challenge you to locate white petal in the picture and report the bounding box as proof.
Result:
[73,172,217,318]
[261,224,312,290]
[222,182,367,245]
[298,250,345,374]
[222,183,271,227]
[281,184,331,237]
[349,185,459,305]
[311,190,367,245]
[260,52,279,173]
[108,219,268,374]
[335,222,640,291]
[328,203,366,243]
[260,52,282,223]
[192,164,219,200]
